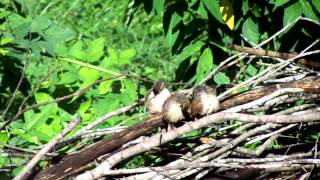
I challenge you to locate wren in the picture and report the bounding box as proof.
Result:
[162,93,190,124]
[145,80,171,114]
[190,85,219,118]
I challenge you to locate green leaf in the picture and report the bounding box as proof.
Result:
[283,2,302,27]
[246,64,258,76]
[69,41,85,60]
[119,48,136,65]
[311,0,320,12]
[79,100,92,113]
[274,0,290,7]
[58,109,73,123]
[36,40,55,57]
[85,37,105,62]
[92,95,120,117]
[78,67,100,88]
[45,24,76,44]
[202,0,224,23]
[242,0,250,15]
[300,0,320,22]
[7,13,27,29]
[98,75,113,94]
[32,129,52,142]
[107,47,118,65]
[58,71,78,84]
[17,130,39,144]
[214,72,230,85]
[198,2,209,19]
[165,12,182,47]
[0,10,10,18]
[0,132,9,145]
[242,17,259,44]
[153,0,165,14]
[175,41,205,64]
[122,80,137,103]
[30,16,52,32]
[23,93,58,130]
[0,37,13,45]
[196,48,213,84]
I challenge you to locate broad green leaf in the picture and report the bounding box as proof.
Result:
[0,37,13,45]
[242,17,259,44]
[0,132,9,145]
[242,0,249,15]
[32,129,52,142]
[153,0,165,14]
[23,110,35,130]
[300,0,320,22]
[58,71,78,84]
[98,75,113,94]
[311,0,320,12]
[17,131,39,144]
[274,0,290,7]
[283,2,302,27]
[0,10,10,18]
[13,167,23,177]
[202,0,224,23]
[198,1,209,19]
[122,80,137,103]
[0,48,9,55]
[85,37,105,62]
[23,93,58,130]
[92,95,120,117]
[35,92,58,112]
[7,13,27,29]
[30,16,52,32]
[107,47,118,65]
[175,41,205,64]
[11,22,31,38]
[119,48,136,65]
[246,64,258,76]
[55,43,69,56]
[78,67,100,89]
[79,100,92,113]
[36,40,55,57]
[196,48,213,84]
[58,109,73,123]
[48,115,63,134]
[69,41,85,60]
[45,24,76,44]
[214,72,230,85]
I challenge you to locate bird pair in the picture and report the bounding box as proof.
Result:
[146,81,220,124]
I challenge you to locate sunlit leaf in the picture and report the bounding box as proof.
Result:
[220,0,234,30]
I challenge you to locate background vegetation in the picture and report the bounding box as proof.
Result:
[0,0,319,179]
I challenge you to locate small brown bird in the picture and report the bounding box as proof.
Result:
[190,85,219,118]
[145,80,171,114]
[162,93,190,124]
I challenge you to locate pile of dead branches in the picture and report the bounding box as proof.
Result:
[10,18,320,180]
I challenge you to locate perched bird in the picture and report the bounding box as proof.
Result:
[145,80,171,114]
[190,85,219,118]
[162,93,190,124]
